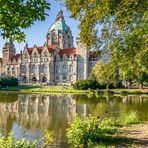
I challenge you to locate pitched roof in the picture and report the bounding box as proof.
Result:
[26,45,56,55]
[12,54,21,62]
[58,48,76,58]
[47,45,56,53]
[27,48,33,55]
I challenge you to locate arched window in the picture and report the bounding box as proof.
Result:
[32,65,37,74]
[56,76,59,80]
[42,64,47,74]
[63,75,66,80]
[55,65,59,74]
[63,54,67,61]
[62,65,67,74]
[12,67,15,74]
[42,76,47,82]
[69,65,73,73]
[24,53,28,58]
[44,51,48,57]
[32,77,37,83]
[22,65,27,73]
[23,76,27,83]
[34,52,38,58]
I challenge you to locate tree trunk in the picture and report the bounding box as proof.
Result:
[106,84,109,90]
[84,143,87,148]
[127,80,132,89]
[139,82,143,89]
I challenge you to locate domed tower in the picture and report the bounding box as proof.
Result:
[2,38,16,65]
[46,10,74,49]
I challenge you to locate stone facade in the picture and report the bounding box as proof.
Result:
[0,10,99,85]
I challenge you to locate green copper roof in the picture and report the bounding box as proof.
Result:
[49,20,69,33]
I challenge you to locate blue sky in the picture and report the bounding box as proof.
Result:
[0,0,80,57]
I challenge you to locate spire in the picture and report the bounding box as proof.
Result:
[56,9,64,21]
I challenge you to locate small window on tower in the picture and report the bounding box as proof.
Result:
[24,53,27,58]
[35,52,38,57]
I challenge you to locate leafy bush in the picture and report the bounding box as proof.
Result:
[67,116,118,147]
[120,111,140,125]
[72,79,106,90]
[0,133,36,148]
[0,76,18,87]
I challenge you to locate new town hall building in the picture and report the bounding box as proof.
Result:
[0,10,98,85]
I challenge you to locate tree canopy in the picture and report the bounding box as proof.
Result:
[0,0,50,42]
[92,61,116,89]
[66,0,148,48]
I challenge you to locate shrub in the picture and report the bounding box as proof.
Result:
[0,76,18,87]
[0,133,36,148]
[72,79,106,90]
[67,116,118,147]
[120,111,140,125]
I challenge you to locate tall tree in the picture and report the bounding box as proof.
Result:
[109,12,148,88]
[66,0,148,48]
[0,0,50,42]
[92,61,116,89]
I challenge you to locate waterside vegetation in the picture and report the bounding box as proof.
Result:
[66,112,141,147]
[1,85,148,95]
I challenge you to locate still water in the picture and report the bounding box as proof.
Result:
[0,92,148,147]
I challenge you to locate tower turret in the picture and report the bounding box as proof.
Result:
[2,38,16,64]
[47,10,73,49]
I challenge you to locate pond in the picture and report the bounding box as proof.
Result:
[0,92,148,147]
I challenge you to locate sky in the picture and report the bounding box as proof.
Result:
[0,0,80,57]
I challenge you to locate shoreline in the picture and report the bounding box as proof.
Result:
[0,86,148,95]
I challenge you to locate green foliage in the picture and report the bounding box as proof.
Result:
[67,112,140,147]
[120,111,140,125]
[67,116,118,147]
[66,0,147,88]
[93,61,116,89]
[0,0,50,42]
[109,11,148,87]
[72,79,106,90]
[0,76,18,87]
[66,0,147,47]
[0,133,36,148]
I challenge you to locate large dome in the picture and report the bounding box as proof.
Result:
[49,20,69,32]
[48,10,69,35]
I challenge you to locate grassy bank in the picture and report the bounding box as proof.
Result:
[66,111,148,148]
[0,85,148,95]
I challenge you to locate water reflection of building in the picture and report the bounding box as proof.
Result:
[0,94,87,147]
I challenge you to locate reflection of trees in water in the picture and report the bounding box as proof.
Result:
[72,94,148,121]
[0,92,18,102]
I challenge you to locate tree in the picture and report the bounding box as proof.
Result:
[109,12,148,88]
[66,0,148,48]
[0,0,50,42]
[93,61,116,89]
[0,76,18,87]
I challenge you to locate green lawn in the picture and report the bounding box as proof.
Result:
[1,85,88,94]
[0,85,148,94]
